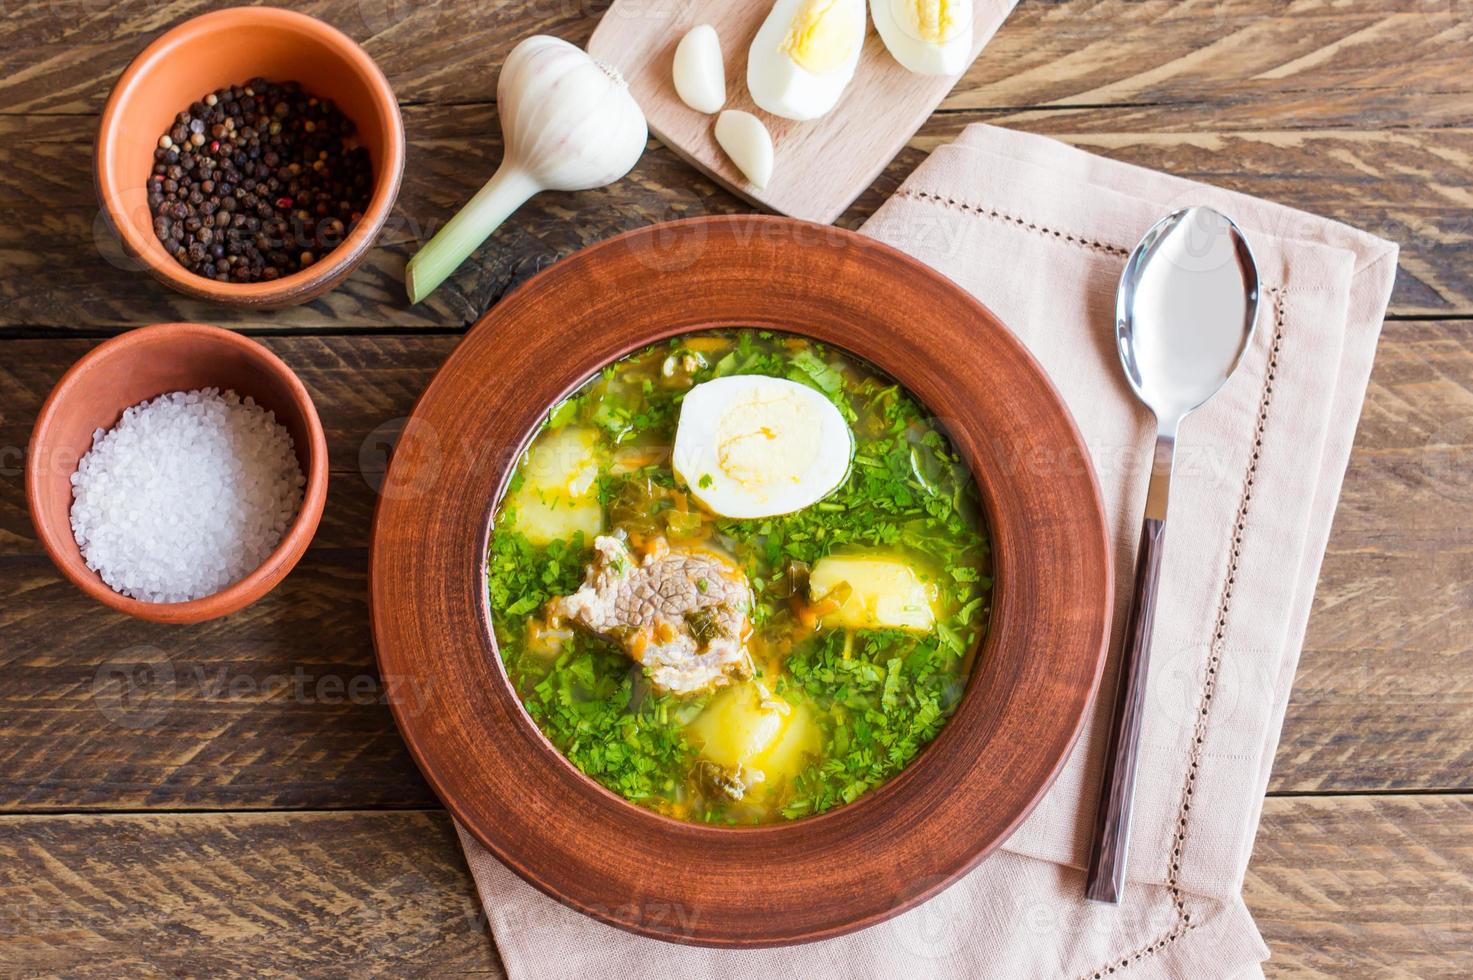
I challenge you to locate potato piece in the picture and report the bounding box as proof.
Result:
[688,683,819,788]
[521,426,601,497]
[690,684,783,770]
[756,698,820,784]
[507,426,605,545]
[508,492,603,546]
[809,554,937,632]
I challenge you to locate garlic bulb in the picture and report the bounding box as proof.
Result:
[406,35,648,304]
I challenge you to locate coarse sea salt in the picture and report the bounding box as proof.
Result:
[69,388,306,604]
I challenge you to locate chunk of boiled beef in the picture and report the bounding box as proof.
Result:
[549,535,753,695]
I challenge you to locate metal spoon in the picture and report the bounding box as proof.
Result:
[1084,206,1260,904]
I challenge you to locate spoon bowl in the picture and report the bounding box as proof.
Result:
[1116,207,1260,424]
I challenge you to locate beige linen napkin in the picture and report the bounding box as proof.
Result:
[454,124,1398,978]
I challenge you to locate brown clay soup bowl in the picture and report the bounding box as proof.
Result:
[370,216,1113,947]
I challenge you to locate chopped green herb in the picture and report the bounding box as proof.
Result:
[487,330,991,826]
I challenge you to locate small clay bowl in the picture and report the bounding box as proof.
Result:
[27,323,329,624]
[96,7,405,308]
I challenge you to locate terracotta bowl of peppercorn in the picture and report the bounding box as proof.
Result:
[96,7,405,308]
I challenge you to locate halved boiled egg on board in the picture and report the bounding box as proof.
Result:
[871,0,974,76]
[747,0,868,121]
[672,375,852,519]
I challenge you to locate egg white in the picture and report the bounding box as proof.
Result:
[748,0,867,121]
[871,0,973,76]
[672,375,853,519]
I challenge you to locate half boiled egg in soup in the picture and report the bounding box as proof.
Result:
[748,0,868,121]
[672,375,853,519]
[871,0,974,76]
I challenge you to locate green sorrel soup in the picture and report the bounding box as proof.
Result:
[488,330,991,824]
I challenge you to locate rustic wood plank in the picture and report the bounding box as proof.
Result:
[9,548,1448,810]
[0,335,457,453]
[7,322,1467,559]
[0,335,457,554]
[0,461,387,556]
[0,554,437,810]
[0,106,732,331]
[0,797,1466,977]
[0,809,502,977]
[0,0,600,115]
[2,107,1468,330]
[1245,796,1473,978]
[1284,317,1473,792]
[951,0,1473,124]
[0,553,1445,808]
[2,0,1469,123]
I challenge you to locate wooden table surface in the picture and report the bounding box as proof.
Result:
[2,1,1470,976]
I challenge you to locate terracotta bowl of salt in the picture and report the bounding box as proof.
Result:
[27,322,328,624]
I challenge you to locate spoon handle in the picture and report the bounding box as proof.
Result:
[1085,435,1174,904]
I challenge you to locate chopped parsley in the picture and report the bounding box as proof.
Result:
[487,330,991,825]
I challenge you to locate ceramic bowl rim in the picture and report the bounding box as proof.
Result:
[369,215,1115,947]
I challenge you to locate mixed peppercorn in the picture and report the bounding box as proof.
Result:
[148,78,374,284]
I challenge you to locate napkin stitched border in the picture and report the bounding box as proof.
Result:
[896,184,1292,979]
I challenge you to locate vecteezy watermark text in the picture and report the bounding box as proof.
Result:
[93,646,432,730]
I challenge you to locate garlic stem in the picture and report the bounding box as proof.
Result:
[406,166,540,305]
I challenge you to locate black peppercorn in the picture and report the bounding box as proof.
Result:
[148,77,374,281]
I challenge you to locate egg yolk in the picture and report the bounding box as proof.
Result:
[899,0,964,43]
[714,388,823,494]
[781,0,860,73]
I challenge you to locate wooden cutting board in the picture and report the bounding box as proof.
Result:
[588,1,1009,224]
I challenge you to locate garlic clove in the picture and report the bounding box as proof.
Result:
[714,110,774,190]
[673,24,726,114]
